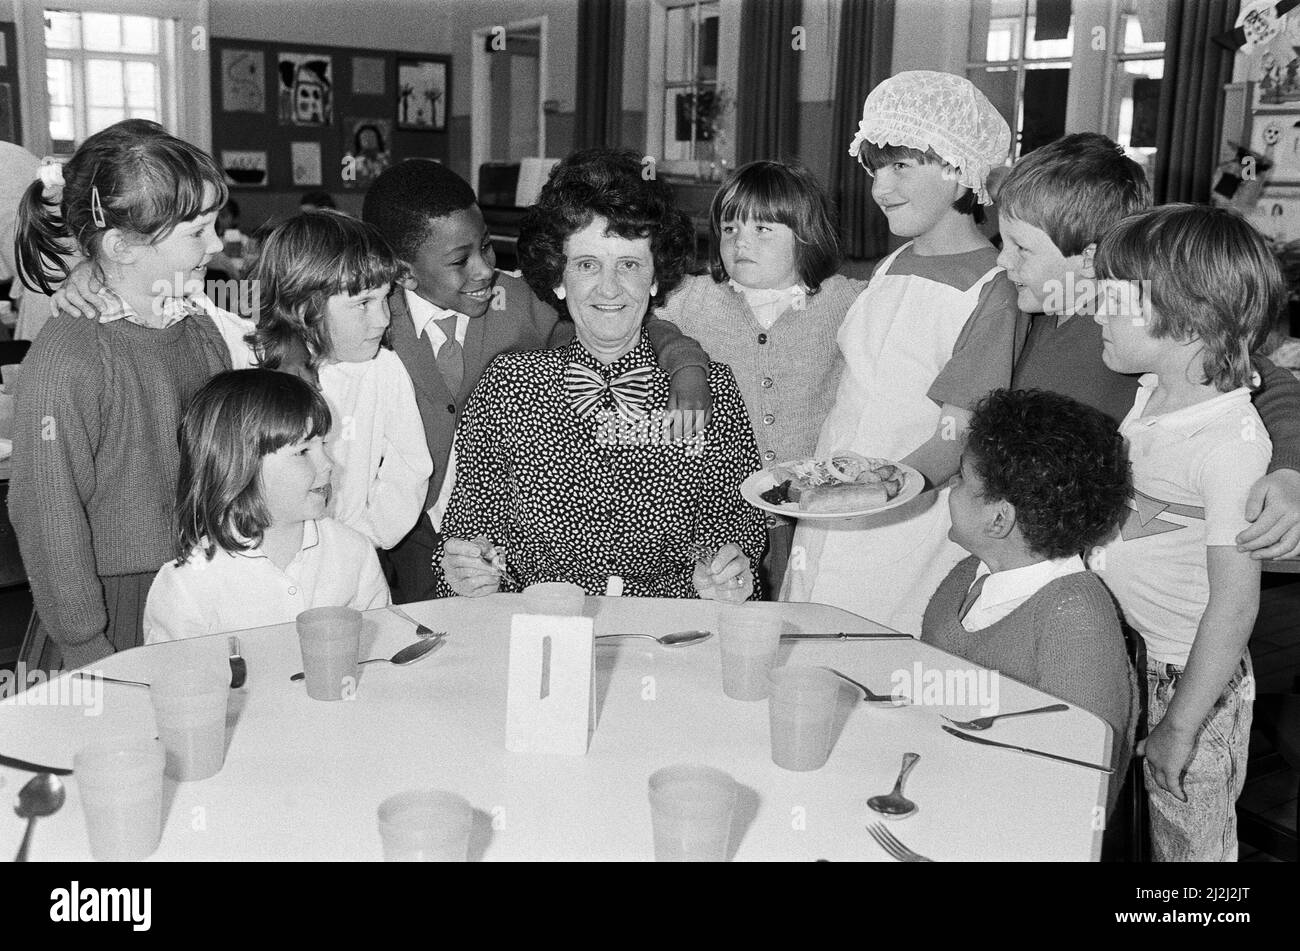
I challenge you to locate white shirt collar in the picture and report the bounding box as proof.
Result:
[1125,373,1255,437]
[404,286,468,346]
[971,554,1086,610]
[227,518,322,561]
[728,279,803,304]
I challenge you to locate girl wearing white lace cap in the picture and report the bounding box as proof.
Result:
[783,71,1026,636]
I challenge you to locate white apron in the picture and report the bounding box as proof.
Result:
[782,243,1003,635]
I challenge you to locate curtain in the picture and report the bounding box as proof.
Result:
[830,0,895,260]
[1153,0,1239,204]
[735,0,803,166]
[573,0,627,151]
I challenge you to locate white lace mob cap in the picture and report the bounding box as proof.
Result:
[848,70,1012,206]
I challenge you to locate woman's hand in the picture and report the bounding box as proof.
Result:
[441,537,502,597]
[692,543,753,601]
[51,260,111,319]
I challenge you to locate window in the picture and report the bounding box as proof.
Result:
[647,0,738,178]
[966,0,1166,175]
[967,0,1075,160]
[44,9,175,153]
[1107,1,1166,184]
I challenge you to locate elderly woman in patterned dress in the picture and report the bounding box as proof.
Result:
[436,148,766,599]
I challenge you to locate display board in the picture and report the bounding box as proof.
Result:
[210,37,450,195]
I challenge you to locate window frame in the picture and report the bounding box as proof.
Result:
[646,0,738,179]
[46,11,172,152]
[14,0,210,156]
[964,0,1165,161]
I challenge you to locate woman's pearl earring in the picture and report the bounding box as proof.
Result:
[554,286,566,300]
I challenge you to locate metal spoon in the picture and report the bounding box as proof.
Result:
[822,667,910,706]
[289,637,443,682]
[594,630,713,647]
[868,752,920,819]
[14,773,66,862]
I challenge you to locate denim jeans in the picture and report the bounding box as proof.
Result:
[1143,653,1253,862]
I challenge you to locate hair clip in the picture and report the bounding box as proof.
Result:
[90,185,106,228]
[36,161,64,194]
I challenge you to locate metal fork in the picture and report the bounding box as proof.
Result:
[940,702,1069,731]
[387,606,442,640]
[867,822,933,862]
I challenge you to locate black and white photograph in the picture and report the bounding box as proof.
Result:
[0,0,1296,910]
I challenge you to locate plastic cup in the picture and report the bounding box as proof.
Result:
[297,606,362,701]
[521,581,586,616]
[377,790,474,862]
[73,737,165,861]
[768,666,844,771]
[150,666,229,781]
[648,764,738,862]
[718,603,782,701]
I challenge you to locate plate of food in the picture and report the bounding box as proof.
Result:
[741,451,924,519]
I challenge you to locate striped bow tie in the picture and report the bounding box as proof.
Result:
[565,362,654,420]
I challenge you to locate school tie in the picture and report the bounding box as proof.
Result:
[434,315,464,395]
[958,572,989,623]
[564,362,654,420]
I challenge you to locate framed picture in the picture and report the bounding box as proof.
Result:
[352,56,386,96]
[341,117,391,188]
[278,52,333,126]
[396,57,448,131]
[221,48,265,113]
[221,150,268,188]
[291,141,322,187]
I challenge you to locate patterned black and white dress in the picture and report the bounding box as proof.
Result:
[435,333,766,598]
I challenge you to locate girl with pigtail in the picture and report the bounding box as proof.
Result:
[10,119,247,669]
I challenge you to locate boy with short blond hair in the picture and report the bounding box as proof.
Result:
[1092,205,1277,860]
[998,132,1300,561]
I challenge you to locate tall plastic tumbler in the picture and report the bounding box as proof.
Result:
[768,666,843,771]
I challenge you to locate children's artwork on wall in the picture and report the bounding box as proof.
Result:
[396,58,447,131]
[352,56,386,96]
[221,150,268,187]
[291,141,323,186]
[279,53,333,126]
[341,117,391,188]
[1248,12,1300,107]
[1247,188,1300,244]
[1250,113,1300,183]
[221,48,265,113]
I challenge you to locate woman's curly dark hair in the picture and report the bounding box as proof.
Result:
[964,389,1131,559]
[517,148,695,320]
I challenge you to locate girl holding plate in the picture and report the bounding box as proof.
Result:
[783,71,1025,635]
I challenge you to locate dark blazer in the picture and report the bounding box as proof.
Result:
[387,271,569,510]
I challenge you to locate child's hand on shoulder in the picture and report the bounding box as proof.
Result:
[666,366,712,440]
[1138,719,1196,802]
[51,260,111,320]
[1237,468,1300,560]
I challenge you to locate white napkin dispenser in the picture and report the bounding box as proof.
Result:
[505,614,594,755]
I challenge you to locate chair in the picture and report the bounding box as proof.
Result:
[1101,623,1149,862]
